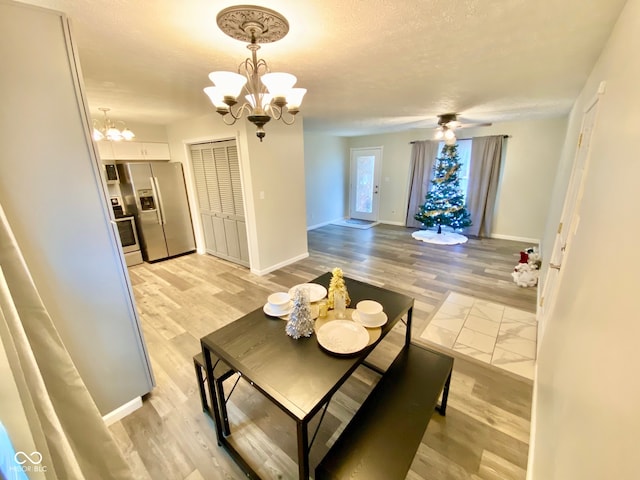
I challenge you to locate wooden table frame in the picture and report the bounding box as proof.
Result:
[201,273,414,479]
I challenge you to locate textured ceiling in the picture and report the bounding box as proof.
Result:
[24,0,627,136]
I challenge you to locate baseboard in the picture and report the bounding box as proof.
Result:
[307,218,343,231]
[250,251,310,276]
[490,233,540,244]
[102,396,143,426]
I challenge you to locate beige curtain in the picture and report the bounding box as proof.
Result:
[465,135,505,237]
[0,204,132,480]
[405,140,441,228]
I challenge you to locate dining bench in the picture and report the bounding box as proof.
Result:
[315,343,454,480]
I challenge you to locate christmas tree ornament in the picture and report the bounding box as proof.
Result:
[327,267,351,309]
[285,286,315,339]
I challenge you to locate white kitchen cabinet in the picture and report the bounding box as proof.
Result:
[97,140,115,160]
[111,141,170,160]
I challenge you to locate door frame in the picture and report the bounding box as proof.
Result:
[538,85,603,344]
[349,147,383,222]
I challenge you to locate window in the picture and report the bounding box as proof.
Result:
[436,139,472,203]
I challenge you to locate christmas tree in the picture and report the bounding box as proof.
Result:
[327,267,350,309]
[414,143,472,233]
[286,287,314,339]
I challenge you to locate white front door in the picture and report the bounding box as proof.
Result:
[349,147,382,221]
[539,91,601,340]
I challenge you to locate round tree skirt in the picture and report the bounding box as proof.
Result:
[412,229,468,245]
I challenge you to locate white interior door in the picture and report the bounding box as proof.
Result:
[539,92,601,332]
[349,147,382,221]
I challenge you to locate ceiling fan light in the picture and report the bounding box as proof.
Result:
[446,120,462,129]
[209,71,247,99]
[285,88,306,111]
[434,127,444,140]
[444,134,457,146]
[444,128,456,140]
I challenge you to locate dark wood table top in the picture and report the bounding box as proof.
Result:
[201,272,414,421]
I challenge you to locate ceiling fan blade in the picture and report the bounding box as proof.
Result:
[458,122,493,129]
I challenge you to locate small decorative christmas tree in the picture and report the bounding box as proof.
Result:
[285,287,314,339]
[327,267,350,309]
[414,143,472,233]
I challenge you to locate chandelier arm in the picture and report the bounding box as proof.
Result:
[278,110,297,126]
[224,103,254,123]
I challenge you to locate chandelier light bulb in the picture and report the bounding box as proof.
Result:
[204,86,229,110]
[285,88,307,111]
[208,71,247,101]
[261,72,297,99]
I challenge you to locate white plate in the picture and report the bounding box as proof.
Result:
[316,320,369,355]
[352,310,388,328]
[288,283,328,303]
[263,302,292,317]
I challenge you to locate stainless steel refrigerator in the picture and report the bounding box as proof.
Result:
[118,162,196,261]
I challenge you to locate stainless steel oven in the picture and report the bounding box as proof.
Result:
[114,216,143,266]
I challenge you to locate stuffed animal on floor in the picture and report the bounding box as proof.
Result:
[512,246,541,287]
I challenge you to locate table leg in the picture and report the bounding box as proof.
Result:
[201,343,225,445]
[296,420,310,480]
[405,306,413,346]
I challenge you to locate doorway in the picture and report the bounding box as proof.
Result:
[349,147,382,223]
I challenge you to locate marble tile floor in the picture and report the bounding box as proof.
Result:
[419,292,537,380]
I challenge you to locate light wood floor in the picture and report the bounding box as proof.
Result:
[111,224,536,479]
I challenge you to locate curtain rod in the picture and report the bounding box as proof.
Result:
[409,135,510,144]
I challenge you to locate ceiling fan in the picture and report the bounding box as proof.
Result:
[434,113,492,144]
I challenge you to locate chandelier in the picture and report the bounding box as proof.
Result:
[92,108,135,142]
[434,114,460,146]
[204,5,306,142]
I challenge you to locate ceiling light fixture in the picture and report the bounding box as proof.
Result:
[434,113,459,146]
[204,5,306,142]
[92,107,135,142]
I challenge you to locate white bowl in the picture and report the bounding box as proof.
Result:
[268,292,290,308]
[356,300,383,325]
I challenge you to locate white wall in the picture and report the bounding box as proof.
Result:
[530,1,640,478]
[166,112,308,275]
[458,117,567,242]
[347,117,566,240]
[304,132,349,228]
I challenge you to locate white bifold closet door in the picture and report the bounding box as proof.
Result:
[190,140,249,267]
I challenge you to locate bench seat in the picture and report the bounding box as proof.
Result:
[315,343,453,480]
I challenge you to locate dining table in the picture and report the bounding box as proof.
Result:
[200,272,414,480]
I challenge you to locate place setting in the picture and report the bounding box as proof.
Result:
[262,268,388,356]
